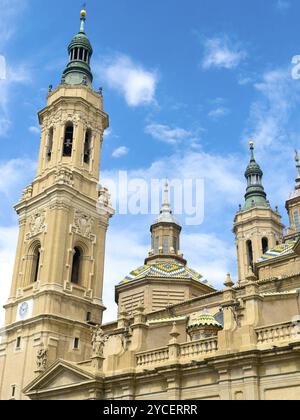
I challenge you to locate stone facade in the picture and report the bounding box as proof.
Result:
[1,9,300,401]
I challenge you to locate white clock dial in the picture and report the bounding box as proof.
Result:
[19,302,29,317]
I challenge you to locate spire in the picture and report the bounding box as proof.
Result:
[155,180,179,224]
[249,140,255,161]
[80,6,87,33]
[61,7,94,87]
[294,150,300,191]
[243,140,268,210]
[146,180,185,264]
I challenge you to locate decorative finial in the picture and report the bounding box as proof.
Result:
[169,322,180,343]
[249,139,255,160]
[224,273,234,289]
[295,150,300,178]
[163,179,169,205]
[80,4,87,33]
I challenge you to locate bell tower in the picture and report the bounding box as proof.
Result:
[233,142,284,284]
[0,8,114,400]
[285,151,300,239]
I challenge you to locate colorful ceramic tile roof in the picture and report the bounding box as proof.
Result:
[257,240,297,262]
[148,316,187,325]
[188,313,222,329]
[261,290,299,297]
[119,262,212,286]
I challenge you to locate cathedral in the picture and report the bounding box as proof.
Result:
[1,9,300,401]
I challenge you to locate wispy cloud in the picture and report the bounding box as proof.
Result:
[276,0,291,12]
[246,68,300,150]
[28,126,40,135]
[208,106,230,120]
[0,225,18,327]
[145,123,199,146]
[0,158,36,197]
[112,146,129,158]
[202,36,246,70]
[95,54,158,107]
[0,0,28,49]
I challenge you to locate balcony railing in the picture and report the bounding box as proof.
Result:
[256,321,300,346]
[136,337,218,368]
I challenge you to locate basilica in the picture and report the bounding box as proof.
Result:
[1,9,300,401]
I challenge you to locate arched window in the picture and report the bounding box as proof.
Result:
[31,244,41,283]
[173,237,178,253]
[153,236,159,254]
[71,247,81,284]
[163,235,169,254]
[84,129,92,164]
[246,240,253,268]
[262,237,269,254]
[63,124,74,157]
[46,127,54,161]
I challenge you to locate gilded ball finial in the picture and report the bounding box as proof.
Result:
[80,9,87,18]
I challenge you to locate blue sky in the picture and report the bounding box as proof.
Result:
[1,0,300,323]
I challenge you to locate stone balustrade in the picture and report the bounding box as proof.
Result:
[180,337,218,358]
[136,337,218,368]
[136,347,169,367]
[256,321,300,346]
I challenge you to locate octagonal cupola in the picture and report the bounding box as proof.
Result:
[62,8,94,87]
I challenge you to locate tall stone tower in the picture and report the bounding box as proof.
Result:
[0,9,114,400]
[285,151,300,240]
[233,142,284,283]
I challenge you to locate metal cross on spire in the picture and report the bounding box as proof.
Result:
[163,179,170,206]
[295,150,300,175]
[80,3,87,32]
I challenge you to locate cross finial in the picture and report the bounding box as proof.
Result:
[295,149,300,179]
[80,3,87,32]
[163,179,169,205]
[249,139,255,160]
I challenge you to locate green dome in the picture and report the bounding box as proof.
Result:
[61,10,94,87]
[243,142,268,210]
[245,160,263,178]
[187,311,222,330]
[68,32,93,54]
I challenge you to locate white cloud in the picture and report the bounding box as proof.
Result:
[181,232,236,288]
[202,36,246,70]
[29,126,40,135]
[0,117,11,136]
[95,54,158,107]
[0,64,32,138]
[276,0,290,12]
[0,0,28,49]
[208,107,230,119]
[112,146,129,159]
[0,225,18,327]
[0,0,31,138]
[246,68,300,151]
[145,123,198,145]
[103,227,148,323]
[0,158,36,197]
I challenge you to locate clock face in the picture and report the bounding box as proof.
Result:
[19,302,29,317]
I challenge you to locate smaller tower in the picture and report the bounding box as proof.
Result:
[62,8,93,87]
[233,142,284,283]
[115,181,215,315]
[145,181,185,265]
[285,151,300,239]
